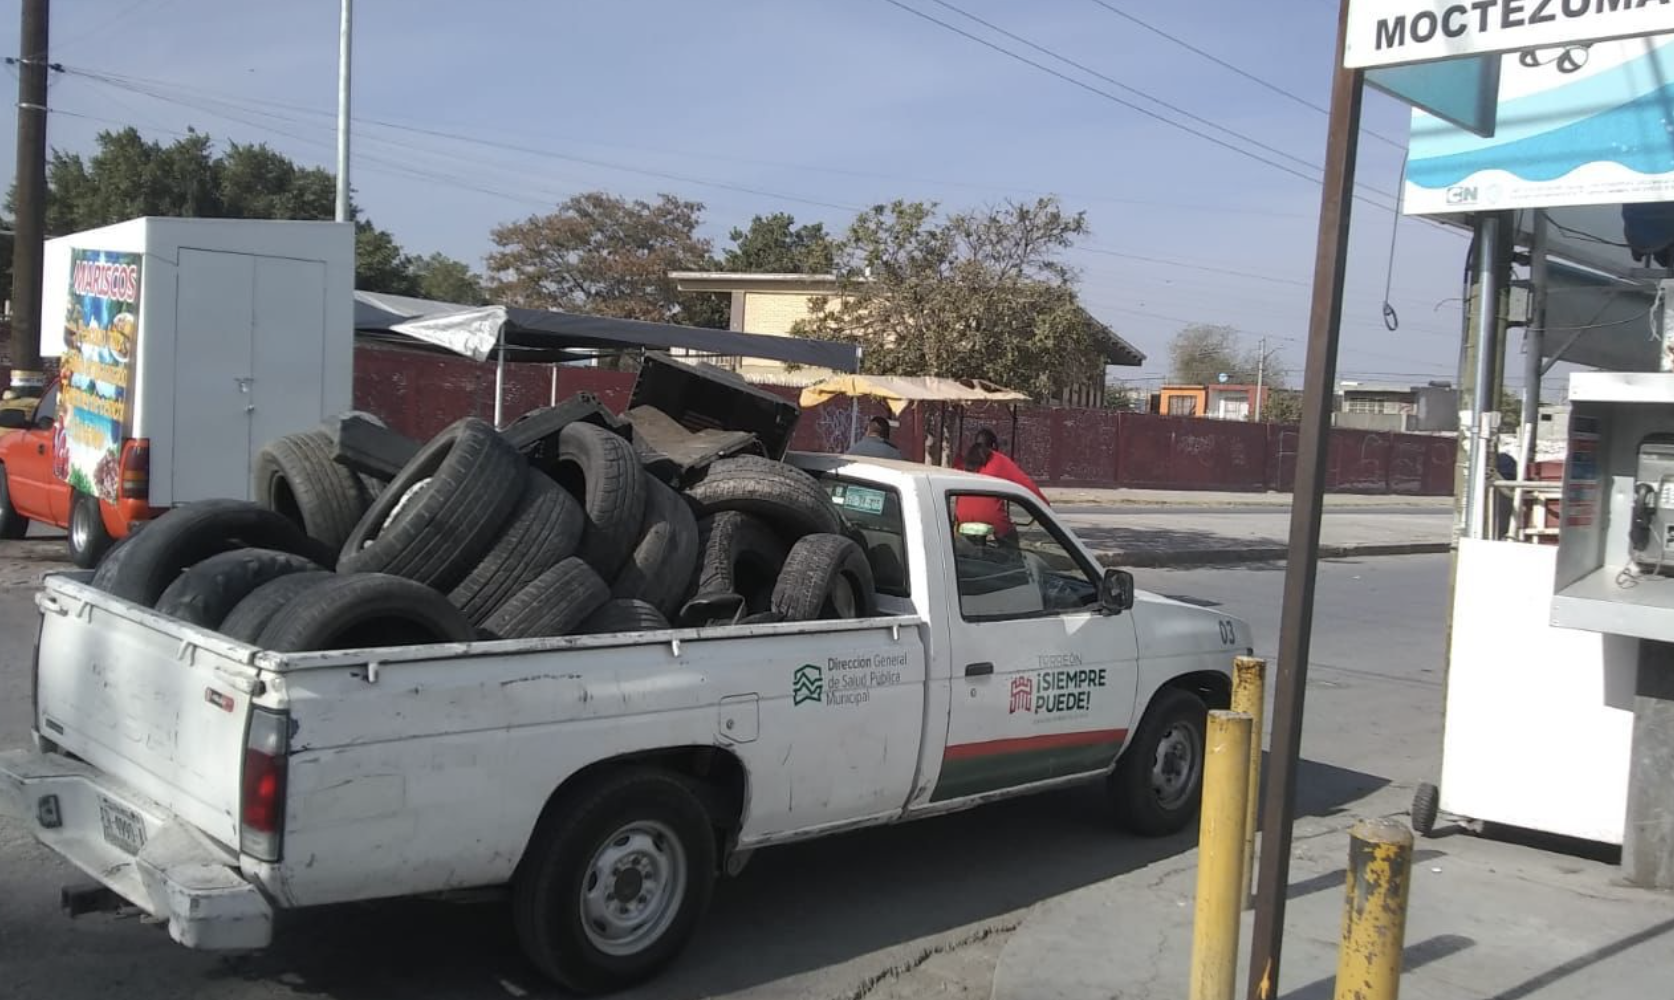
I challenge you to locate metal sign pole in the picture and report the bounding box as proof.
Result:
[1246,1,1364,995]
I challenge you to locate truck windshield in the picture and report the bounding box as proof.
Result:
[820,477,911,598]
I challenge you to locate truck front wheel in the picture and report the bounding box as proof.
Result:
[513,769,717,995]
[0,466,27,540]
[1109,687,1208,837]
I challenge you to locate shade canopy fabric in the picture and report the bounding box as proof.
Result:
[353,291,861,372]
[799,374,1029,414]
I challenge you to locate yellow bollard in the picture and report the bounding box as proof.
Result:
[1231,656,1267,909]
[1189,709,1253,1000]
[1333,818,1414,1000]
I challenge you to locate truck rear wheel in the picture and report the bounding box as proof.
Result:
[0,466,30,540]
[513,769,716,995]
[68,491,114,569]
[1108,687,1208,837]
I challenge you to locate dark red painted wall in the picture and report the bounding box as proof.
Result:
[351,344,1454,495]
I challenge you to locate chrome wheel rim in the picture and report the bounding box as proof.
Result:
[578,820,687,956]
[1151,720,1201,809]
[70,501,90,551]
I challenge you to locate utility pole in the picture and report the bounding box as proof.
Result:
[1254,336,1266,422]
[1245,0,1362,993]
[335,0,352,223]
[9,0,50,394]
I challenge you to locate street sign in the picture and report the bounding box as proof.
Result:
[1404,35,1674,214]
[1345,0,1674,68]
[1365,55,1498,136]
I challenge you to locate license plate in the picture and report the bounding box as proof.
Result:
[98,796,147,856]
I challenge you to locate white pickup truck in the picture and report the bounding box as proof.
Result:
[0,454,1251,994]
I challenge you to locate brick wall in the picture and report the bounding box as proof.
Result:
[352,344,1454,496]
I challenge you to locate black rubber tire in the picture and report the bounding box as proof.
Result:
[690,512,786,614]
[219,571,338,644]
[682,455,842,540]
[1109,687,1208,837]
[512,768,717,995]
[553,423,647,580]
[1411,782,1440,837]
[449,472,584,627]
[254,430,375,552]
[481,557,610,641]
[0,465,30,540]
[67,491,114,569]
[154,549,325,629]
[89,499,332,607]
[610,475,699,618]
[578,599,671,635]
[339,417,527,590]
[770,533,878,622]
[256,572,478,652]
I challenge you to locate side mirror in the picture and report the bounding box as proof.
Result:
[0,409,26,430]
[1100,568,1135,614]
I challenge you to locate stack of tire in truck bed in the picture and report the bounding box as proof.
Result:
[86,355,880,654]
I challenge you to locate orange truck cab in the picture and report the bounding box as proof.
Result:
[0,377,158,566]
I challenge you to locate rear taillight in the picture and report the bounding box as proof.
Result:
[120,439,150,501]
[240,707,289,862]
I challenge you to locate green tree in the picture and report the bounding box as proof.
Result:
[1104,379,1142,411]
[793,197,1107,400]
[409,252,488,305]
[24,128,427,295]
[1167,323,1266,385]
[722,213,835,273]
[1263,389,1304,424]
[485,191,719,326]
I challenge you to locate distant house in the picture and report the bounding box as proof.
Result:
[669,270,1144,407]
[1151,383,1270,420]
[1336,380,1458,433]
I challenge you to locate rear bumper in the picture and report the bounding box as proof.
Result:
[0,747,272,950]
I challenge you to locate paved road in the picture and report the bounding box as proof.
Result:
[0,549,1449,1000]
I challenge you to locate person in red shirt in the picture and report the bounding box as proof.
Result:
[953,428,1048,539]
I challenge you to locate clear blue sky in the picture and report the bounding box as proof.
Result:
[3,0,1529,394]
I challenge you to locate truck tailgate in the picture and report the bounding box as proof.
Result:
[33,574,260,849]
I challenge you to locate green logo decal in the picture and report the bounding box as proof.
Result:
[793,663,823,706]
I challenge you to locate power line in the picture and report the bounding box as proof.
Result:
[1083,0,1406,150]
[880,0,1401,213]
[62,62,1316,222]
[65,68,867,216]
[922,0,1329,177]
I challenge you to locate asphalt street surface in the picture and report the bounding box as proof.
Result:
[0,541,1450,1000]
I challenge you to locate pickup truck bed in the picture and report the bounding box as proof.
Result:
[1,456,1250,994]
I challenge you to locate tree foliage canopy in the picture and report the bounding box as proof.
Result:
[23,128,483,297]
[793,197,1112,400]
[722,213,835,274]
[485,191,721,327]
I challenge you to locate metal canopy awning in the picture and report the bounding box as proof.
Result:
[352,291,862,372]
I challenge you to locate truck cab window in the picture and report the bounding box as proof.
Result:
[33,383,58,430]
[948,493,1099,620]
[821,477,911,598]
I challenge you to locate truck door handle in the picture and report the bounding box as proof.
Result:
[965,662,994,677]
[36,444,45,455]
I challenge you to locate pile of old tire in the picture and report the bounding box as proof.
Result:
[84,498,479,652]
[98,404,881,652]
[675,455,878,627]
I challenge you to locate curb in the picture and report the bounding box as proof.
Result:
[1098,540,1451,568]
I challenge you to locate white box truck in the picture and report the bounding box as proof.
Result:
[0,218,355,565]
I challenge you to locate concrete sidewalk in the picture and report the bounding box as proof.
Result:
[990,788,1674,1000]
[1045,488,1453,509]
[1056,507,1454,567]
